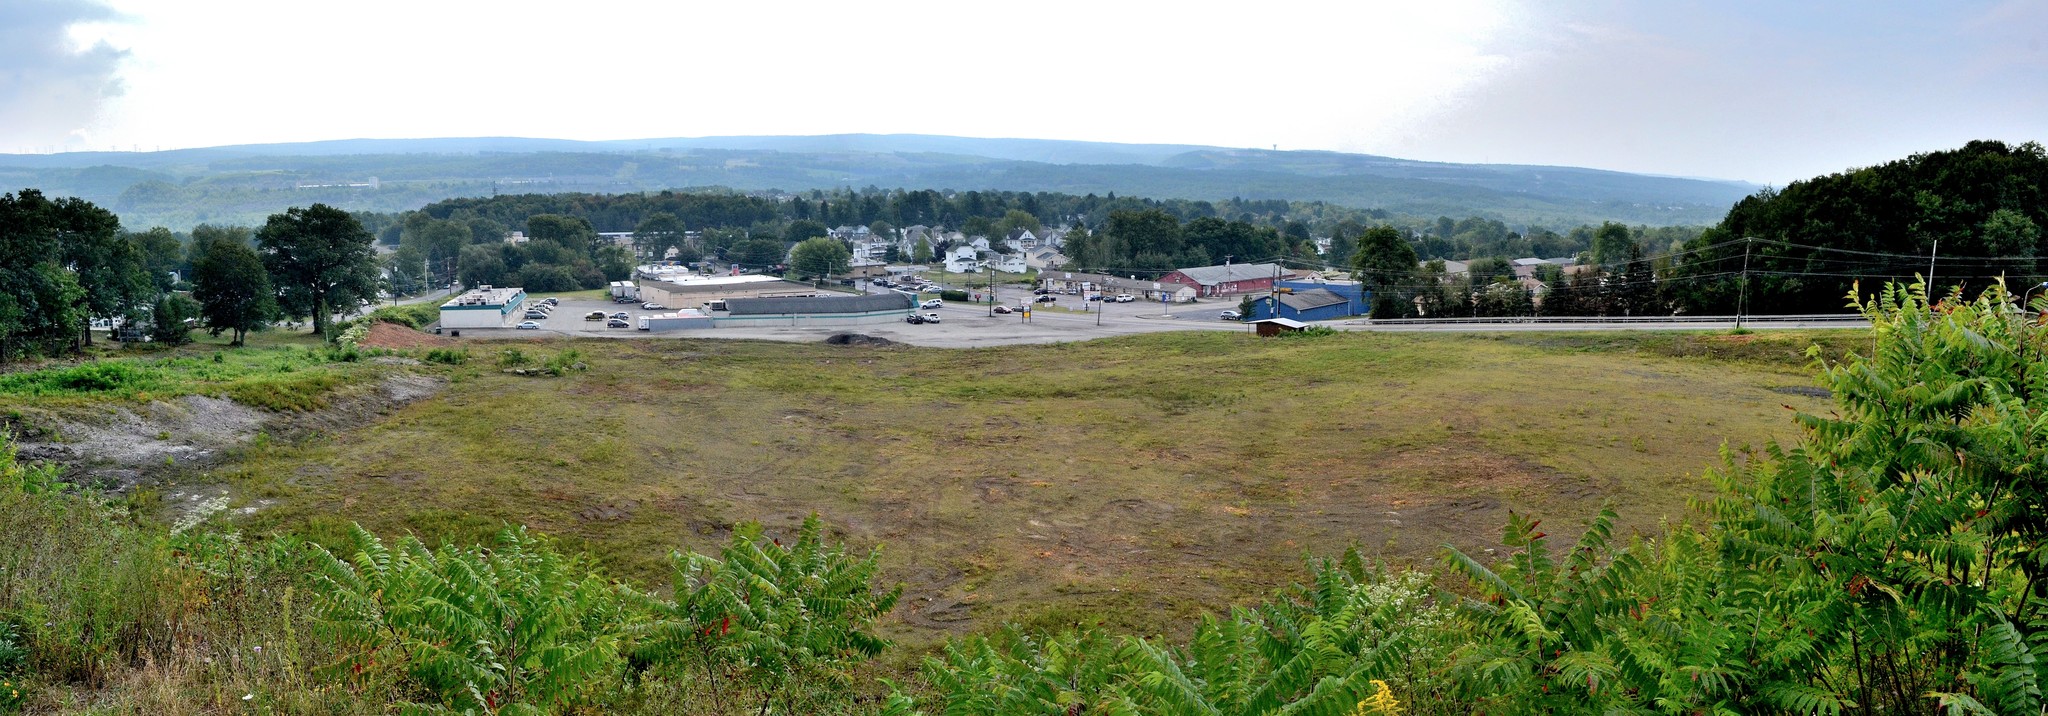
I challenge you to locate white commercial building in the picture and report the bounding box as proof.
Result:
[438,286,527,328]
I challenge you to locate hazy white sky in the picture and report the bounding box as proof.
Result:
[4,0,2043,184]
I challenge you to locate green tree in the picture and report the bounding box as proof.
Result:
[128,227,184,292]
[1327,231,1358,267]
[0,190,91,359]
[59,197,145,347]
[1588,221,1636,266]
[256,204,380,338]
[457,244,511,288]
[993,209,1043,240]
[525,214,596,257]
[1981,208,2041,257]
[147,293,199,345]
[789,237,852,281]
[633,212,686,260]
[1351,225,1417,318]
[783,219,829,243]
[912,237,933,264]
[1105,209,1183,261]
[191,236,276,346]
[735,239,787,268]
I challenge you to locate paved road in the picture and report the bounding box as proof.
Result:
[446,291,1867,348]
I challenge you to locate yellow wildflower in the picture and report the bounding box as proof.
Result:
[1352,679,1402,716]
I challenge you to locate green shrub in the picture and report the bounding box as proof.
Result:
[940,289,969,302]
[899,548,1431,714]
[309,525,629,714]
[1274,325,1339,339]
[543,349,585,376]
[634,514,900,715]
[366,303,440,329]
[423,348,468,366]
[0,621,24,677]
[0,674,23,714]
[498,348,530,368]
[0,362,164,397]
[334,322,370,351]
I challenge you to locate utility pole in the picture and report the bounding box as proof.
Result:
[1928,239,1939,297]
[987,264,995,317]
[1737,237,1753,330]
[1268,262,1280,321]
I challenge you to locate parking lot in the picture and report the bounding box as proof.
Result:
[446,291,1249,347]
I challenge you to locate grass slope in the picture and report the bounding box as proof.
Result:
[212,329,1851,643]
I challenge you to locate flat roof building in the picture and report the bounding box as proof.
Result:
[439,286,527,328]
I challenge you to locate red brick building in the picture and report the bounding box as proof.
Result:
[1159,263,1290,297]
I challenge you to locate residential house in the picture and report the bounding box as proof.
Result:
[990,254,1027,274]
[1024,246,1068,270]
[943,246,982,273]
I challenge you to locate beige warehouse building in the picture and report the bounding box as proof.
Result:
[637,275,820,310]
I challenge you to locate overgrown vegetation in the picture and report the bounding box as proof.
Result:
[365,302,440,329]
[0,345,372,411]
[2,281,2043,712]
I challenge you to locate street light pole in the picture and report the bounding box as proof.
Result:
[2025,282,2048,314]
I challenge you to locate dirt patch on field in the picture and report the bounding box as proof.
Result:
[824,333,897,347]
[359,321,456,349]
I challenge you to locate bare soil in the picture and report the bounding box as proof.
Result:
[359,322,456,349]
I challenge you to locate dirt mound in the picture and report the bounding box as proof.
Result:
[824,333,896,347]
[360,321,455,349]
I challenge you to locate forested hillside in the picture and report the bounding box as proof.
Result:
[1669,140,2048,313]
[0,134,1756,230]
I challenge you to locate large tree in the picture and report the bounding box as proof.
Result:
[1351,225,1418,318]
[1588,222,1637,266]
[59,197,145,346]
[0,189,91,359]
[633,212,685,260]
[129,227,185,293]
[789,237,852,281]
[257,204,380,337]
[192,235,277,346]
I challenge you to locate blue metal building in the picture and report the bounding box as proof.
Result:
[1248,280,1367,322]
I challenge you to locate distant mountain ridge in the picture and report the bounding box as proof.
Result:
[0,134,1762,229]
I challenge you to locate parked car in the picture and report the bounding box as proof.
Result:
[516,320,541,329]
[905,314,927,324]
[539,298,559,306]
[920,298,944,309]
[1219,310,1242,320]
[920,312,942,323]
[584,311,606,320]
[1032,288,1049,295]
[606,318,631,328]
[642,302,665,310]
[993,305,1014,314]
[524,310,548,320]
[1116,294,1135,303]
[1034,295,1058,304]
[610,311,629,320]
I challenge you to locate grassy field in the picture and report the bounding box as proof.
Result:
[189,328,1860,644]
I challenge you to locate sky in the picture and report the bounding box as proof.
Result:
[2,0,2043,185]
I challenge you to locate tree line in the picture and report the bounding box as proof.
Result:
[1,189,387,358]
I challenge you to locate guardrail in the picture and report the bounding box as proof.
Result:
[1363,314,1865,326]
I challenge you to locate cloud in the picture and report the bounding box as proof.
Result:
[1362,2,2048,184]
[0,0,128,151]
